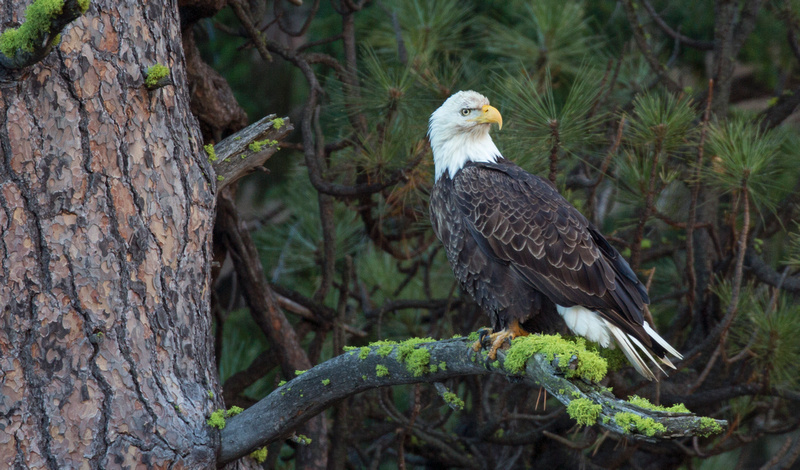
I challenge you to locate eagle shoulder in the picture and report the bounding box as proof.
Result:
[450,160,647,324]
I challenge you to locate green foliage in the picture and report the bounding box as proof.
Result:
[704,115,786,211]
[362,0,474,64]
[725,282,800,388]
[484,0,600,79]
[0,0,65,57]
[567,398,602,426]
[495,65,606,172]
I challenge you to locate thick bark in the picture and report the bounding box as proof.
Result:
[0,1,220,467]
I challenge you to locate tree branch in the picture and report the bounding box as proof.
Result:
[0,0,88,71]
[216,337,727,465]
[210,114,293,191]
[640,0,714,50]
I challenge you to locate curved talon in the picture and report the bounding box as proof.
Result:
[472,321,530,359]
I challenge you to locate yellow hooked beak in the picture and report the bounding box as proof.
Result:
[472,104,503,130]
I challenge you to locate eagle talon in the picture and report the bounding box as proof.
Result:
[472,327,493,353]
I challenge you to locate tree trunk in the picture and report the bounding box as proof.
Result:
[0,1,221,467]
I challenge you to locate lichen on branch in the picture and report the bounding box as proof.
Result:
[0,0,89,70]
[217,336,727,464]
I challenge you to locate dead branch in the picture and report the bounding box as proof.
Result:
[210,114,293,191]
[217,337,727,465]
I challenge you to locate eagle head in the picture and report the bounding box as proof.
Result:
[428,91,504,181]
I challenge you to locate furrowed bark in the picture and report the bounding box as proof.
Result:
[0,0,221,467]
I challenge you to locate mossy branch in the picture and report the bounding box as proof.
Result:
[209,114,292,192]
[216,336,726,465]
[0,0,89,71]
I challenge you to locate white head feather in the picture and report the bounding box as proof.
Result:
[428,90,503,181]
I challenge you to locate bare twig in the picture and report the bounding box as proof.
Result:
[640,0,714,50]
[686,79,714,314]
[622,0,681,93]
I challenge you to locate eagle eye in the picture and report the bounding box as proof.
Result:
[460,108,471,116]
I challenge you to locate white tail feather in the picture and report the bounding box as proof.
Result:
[607,324,656,381]
[643,322,683,359]
[557,304,683,381]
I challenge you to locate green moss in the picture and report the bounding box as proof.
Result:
[376,365,389,377]
[405,347,431,377]
[249,447,268,463]
[503,334,607,383]
[614,412,666,437]
[452,334,462,339]
[567,398,602,426]
[272,117,285,129]
[395,337,435,376]
[145,64,170,88]
[216,175,224,181]
[377,343,395,357]
[429,364,438,373]
[294,370,307,376]
[207,390,214,399]
[207,409,227,429]
[438,361,447,371]
[0,0,67,58]
[322,379,331,386]
[602,416,610,424]
[294,434,312,445]
[627,395,690,413]
[77,0,90,13]
[467,331,480,342]
[442,392,464,410]
[278,380,287,386]
[362,375,367,380]
[204,143,217,162]
[248,139,279,152]
[697,417,723,437]
[494,428,504,438]
[595,345,628,372]
[343,346,357,352]
[358,347,370,360]
[206,406,244,429]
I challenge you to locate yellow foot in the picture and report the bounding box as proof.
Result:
[471,320,530,360]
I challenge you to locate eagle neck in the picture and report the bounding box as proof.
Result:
[431,130,501,182]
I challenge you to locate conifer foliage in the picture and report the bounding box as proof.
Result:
[203,0,800,467]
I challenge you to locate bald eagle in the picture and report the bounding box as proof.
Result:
[428,90,682,381]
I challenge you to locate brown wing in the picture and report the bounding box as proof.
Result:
[430,170,562,332]
[451,160,649,326]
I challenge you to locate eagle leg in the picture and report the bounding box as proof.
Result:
[472,320,529,360]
